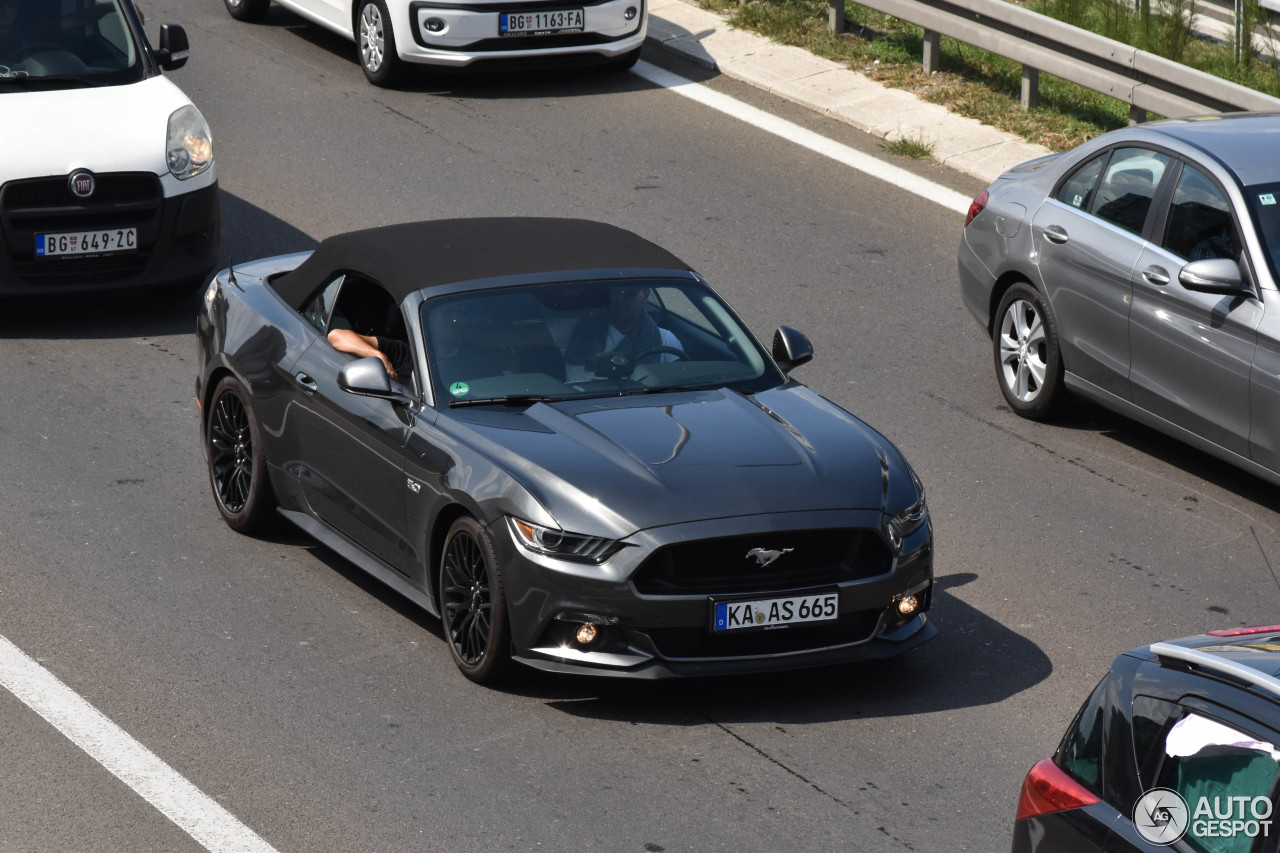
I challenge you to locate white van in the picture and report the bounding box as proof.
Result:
[0,0,218,295]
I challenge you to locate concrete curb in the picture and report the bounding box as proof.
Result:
[644,0,1053,184]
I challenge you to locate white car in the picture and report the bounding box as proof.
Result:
[0,0,218,296]
[222,0,646,86]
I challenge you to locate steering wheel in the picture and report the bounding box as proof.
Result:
[589,346,688,379]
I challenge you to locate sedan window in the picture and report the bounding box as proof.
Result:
[1162,165,1240,263]
[1094,148,1171,236]
[1056,153,1106,211]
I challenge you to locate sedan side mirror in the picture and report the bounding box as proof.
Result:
[155,24,190,71]
[772,326,814,374]
[1180,257,1246,295]
[338,357,415,404]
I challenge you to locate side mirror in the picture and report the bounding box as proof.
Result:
[1179,257,1245,295]
[772,326,813,374]
[338,357,415,403]
[155,23,190,71]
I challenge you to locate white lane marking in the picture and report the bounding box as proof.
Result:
[632,61,974,216]
[0,633,279,853]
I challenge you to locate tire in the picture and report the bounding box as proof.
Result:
[992,282,1066,420]
[605,46,641,72]
[439,517,515,684]
[223,0,271,23]
[357,0,406,88]
[206,376,277,533]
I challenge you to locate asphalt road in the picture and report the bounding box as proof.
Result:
[3,2,1280,851]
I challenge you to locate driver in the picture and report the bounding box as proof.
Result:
[564,285,684,381]
[0,1,113,65]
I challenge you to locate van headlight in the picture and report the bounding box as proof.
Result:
[167,105,213,180]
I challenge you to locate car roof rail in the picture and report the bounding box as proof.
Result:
[1151,642,1280,700]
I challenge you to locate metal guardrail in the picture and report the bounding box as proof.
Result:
[829,0,1280,120]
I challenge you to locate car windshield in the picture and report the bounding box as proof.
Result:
[0,0,143,87]
[1247,182,1280,284]
[421,278,784,406]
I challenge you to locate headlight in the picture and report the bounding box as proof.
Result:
[509,517,623,563]
[167,105,213,180]
[886,475,928,551]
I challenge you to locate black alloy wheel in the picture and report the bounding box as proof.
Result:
[439,517,513,684]
[206,376,275,533]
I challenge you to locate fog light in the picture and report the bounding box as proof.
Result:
[576,623,598,645]
[425,16,445,32]
[897,595,919,616]
[624,5,637,19]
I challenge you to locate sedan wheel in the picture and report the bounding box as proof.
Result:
[358,0,405,87]
[440,517,514,683]
[993,283,1065,420]
[206,376,276,533]
[223,0,271,22]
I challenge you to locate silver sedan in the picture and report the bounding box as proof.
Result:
[958,112,1280,484]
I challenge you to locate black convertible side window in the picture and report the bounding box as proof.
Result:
[302,275,345,334]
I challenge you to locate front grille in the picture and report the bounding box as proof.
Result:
[630,529,893,596]
[645,609,883,658]
[1,173,162,286]
[4,174,158,209]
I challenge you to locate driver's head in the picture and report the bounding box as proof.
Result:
[607,285,650,334]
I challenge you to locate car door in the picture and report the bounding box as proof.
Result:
[1129,161,1262,458]
[1032,147,1169,399]
[286,274,417,575]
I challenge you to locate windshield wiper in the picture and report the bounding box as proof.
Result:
[630,382,727,395]
[449,394,569,408]
[2,74,106,87]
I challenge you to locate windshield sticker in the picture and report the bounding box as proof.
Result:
[1073,194,1084,208]
[449,381,470,398]
[1261,193,1277,206]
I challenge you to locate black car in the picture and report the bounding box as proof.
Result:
[1013,625,1280,852]
[196,218,934,683]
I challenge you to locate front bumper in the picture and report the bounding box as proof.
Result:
[0,175,220,296]
[399,0,645,67]
[494,509,936,679]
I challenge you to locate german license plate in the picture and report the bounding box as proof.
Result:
[36,229,137,257]
[499,8,584,35]
[711,591,839,632]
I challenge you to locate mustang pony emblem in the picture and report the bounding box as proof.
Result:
[746,547,793,568]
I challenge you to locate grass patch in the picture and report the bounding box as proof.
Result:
[881,133,936,159]
[692,0,1280,151]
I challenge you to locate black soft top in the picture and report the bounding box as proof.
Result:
[271,218,692,310]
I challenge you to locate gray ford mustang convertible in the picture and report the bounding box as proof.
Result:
[196,218,934,683]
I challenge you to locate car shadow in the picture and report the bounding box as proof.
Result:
[0,191,313,340]
[245,2,718,99]
[299,543,1053,724]
[1027,399,1280,514]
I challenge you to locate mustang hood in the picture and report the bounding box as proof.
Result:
[444,385,916,536]
[0,77,202,193]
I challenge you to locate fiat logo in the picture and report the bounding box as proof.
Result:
[68,171,95,199]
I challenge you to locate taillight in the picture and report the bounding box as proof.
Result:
[1014,758,1100,821]
[964,190,989,227]
[1208,625,1280,637]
